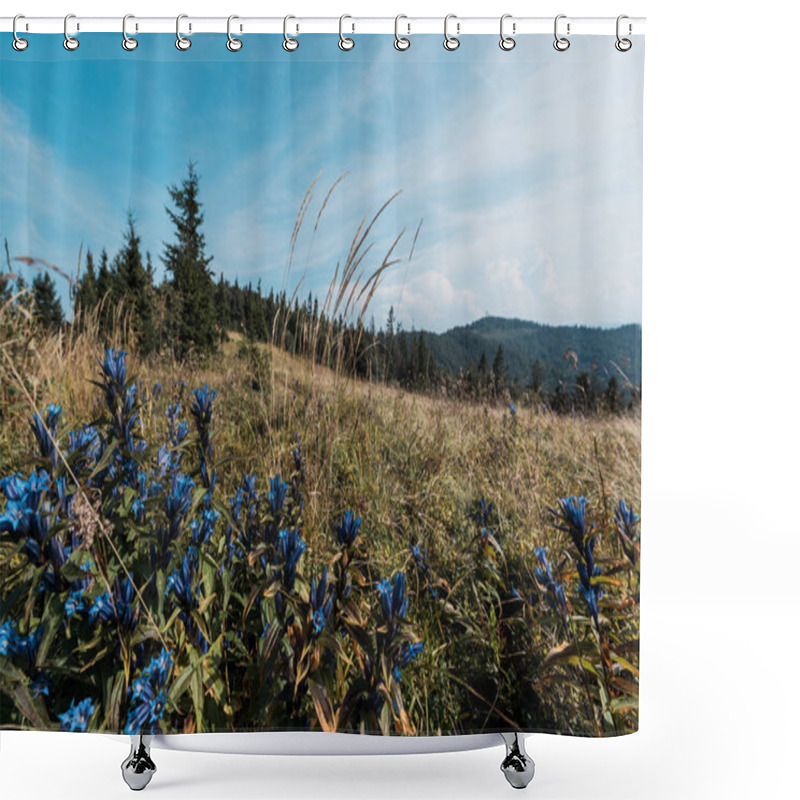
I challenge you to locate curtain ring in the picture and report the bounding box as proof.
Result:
[227,15,242,51]
[12,15,28,51]
[283,15,299,51]
[63,13,79,51]
[443,14,460,51]
[339,14,354,50]
[553,14,570,51]
[499,14,515,51]
[176,14,191,51]
[615,15,632,51]
[122,14,138,51]
[394,14,410,51]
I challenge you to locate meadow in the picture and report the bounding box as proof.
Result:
[0,295,640,738]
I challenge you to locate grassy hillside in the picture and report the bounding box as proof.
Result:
[1,314,640,737]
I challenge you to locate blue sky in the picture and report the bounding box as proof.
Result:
[0,33,643,332]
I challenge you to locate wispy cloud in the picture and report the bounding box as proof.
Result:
[0,34,642,331]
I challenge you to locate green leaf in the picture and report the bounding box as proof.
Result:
[59,561,87,583]
[190,662,205,731]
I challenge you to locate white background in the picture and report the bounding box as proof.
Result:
[1,1,798,798]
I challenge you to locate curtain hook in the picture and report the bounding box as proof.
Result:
[615,15,632,51]
[12,14,28,51]
[339,14,354,50]
[176,14,191,51]
[227,15,243,51]
[443,14,460,51]
[499,14,515,51]
[394,14,410,51]
[283,15,299,51]
[122,14,138,51]
[64,13,79,51]
[553,14,570,51]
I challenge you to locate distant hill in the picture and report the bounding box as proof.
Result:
[421,316,641,391]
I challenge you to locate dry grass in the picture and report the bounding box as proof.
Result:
[1,312,640,583]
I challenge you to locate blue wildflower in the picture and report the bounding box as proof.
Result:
[191,384,216,430]
[268,474,288,516]
[393,640,424,682]
[576,561,603,623]
[100,348,127,391]
[164,472,195,540]
[276,529,305,590]
[550,496,591,552]
[125,646,173,734]
[475,495,494,526]
[0,470,51,565]
[377,573,408,623]
[165,548,200,610]
[549,497,602,623]
[534,547,568,627]
[0,619,15,656]
[89,576,139,632]
[509,401,517,417]
[336,510,361,547]
[30,403,61,470]
[191,384,217,490]
[615,500,640,564]
[309,567,334,635]
[30,673,51,698]
[66,423,101,471]
[65,585,86,618]
[190,507,220,546]
[59,697,95,732]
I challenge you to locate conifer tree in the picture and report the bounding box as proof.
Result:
[115,211,158,355]
[75,250,98,317]
[31,272,64,330]
[161,162,216,354]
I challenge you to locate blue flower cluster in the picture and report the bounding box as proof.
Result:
[409,542,439,599]
[0,470,51,565]
[58,697,95,732]
[1,348,430,735]
[309,567,334,635]
[614,499,640,565]
[534,546,568,627]
[0,618,43,665]
[549,496,603,623]
[166,547,200,611]
[30,403,62,471]
[377,573,408,624]
[336,509,361,547]
[89,575,140,632]
[277,528,306,592]
[125,648,173,734]
[190,384,217,490]
[392,640,424,683]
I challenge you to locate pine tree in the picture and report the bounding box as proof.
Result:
[161,162,216,355]
[31,272,64,330]
[75,250,98,318]
[604,375,619,413]
[115,211,158,355]
[95,249,113,336]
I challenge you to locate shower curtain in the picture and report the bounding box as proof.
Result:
[0,29,643,738]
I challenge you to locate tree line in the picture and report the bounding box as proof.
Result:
[4,164,636,415]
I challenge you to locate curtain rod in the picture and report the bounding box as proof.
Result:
[0,16,645,36]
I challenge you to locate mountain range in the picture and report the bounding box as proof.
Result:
[422,316,642,390]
